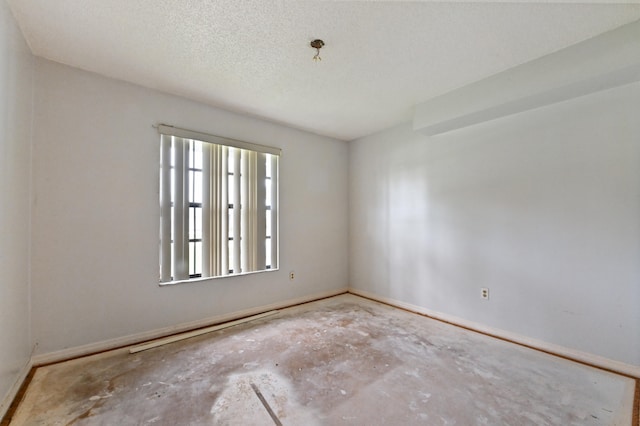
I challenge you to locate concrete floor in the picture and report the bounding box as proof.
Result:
[8,294,636,425]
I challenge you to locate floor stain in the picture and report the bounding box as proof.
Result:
[9,294,636,426]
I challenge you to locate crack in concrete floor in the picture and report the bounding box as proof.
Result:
[9,294,635,425]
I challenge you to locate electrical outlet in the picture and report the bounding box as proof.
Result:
[481,288,489,300]
[289,271,295,281]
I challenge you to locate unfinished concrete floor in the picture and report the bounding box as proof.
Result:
[8,294,636,425]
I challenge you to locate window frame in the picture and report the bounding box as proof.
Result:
[158,124,280,286]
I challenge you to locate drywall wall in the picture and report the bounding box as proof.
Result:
[30,59,348,355]
[349,82,640,366]
[0,0,33,410]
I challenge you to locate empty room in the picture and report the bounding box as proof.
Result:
[1,0,639,424]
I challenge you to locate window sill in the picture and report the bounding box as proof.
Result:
[159,267,280,286]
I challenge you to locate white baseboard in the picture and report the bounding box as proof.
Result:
[18,284,637,414]
[0,358,33,421]
[348,288,640,379]
[32,287,348,367]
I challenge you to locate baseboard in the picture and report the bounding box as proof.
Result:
[348,288,640,379]
[0,358,33,422]
[32,287,348,367]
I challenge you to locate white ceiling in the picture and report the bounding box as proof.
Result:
[7,0,640,141]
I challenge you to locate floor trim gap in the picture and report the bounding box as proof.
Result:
[129,310,279,353]
[0,365,35,426]
[2,289,349,423]
[9,288,636,424]
[31,288,348,368]
[633,379,639,426]
[347,289,640,380]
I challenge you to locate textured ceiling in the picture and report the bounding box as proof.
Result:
[7,0,640,140]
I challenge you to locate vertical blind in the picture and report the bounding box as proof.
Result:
[159,125,279,284]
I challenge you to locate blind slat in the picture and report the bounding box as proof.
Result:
[269,155,279,269]
[159,135,172,282]
[172,140,188,280]
[256,153,267,270]
[232,149,242,273]
[202,143,212,277]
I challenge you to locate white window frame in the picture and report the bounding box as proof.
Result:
[158,124,280,285]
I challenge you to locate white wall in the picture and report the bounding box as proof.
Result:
[0,0,33,408]
[31,59,348,355]
[350,82,640,366]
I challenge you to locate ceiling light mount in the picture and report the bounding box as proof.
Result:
[311,39,324,62]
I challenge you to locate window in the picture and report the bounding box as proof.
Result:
[158,125,279,284]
